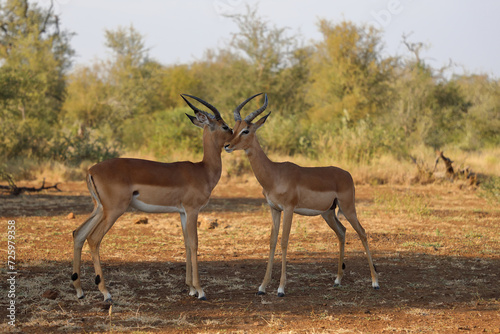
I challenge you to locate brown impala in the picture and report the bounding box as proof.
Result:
[71,95,233,302]
[224,93,379,297]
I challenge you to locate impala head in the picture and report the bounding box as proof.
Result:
[181,94,233,146]
[224,93,270,153]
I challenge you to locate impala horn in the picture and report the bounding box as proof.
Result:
[233,93,268,123]
[181,94,222,121]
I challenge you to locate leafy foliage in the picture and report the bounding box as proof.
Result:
[1,2,499,176]
[0,0,73,157]
[49,132,119,166]
[308,20,394,124]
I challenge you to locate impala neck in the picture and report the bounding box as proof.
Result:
[245,136,275,190]
[201,127,223,188]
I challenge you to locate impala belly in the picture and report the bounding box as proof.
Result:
[130,196,184,213]
[297,187,336,212]
[264,186,337,216]
[266,198,328,216]
[293,208,324,216]
[128,184,203,214]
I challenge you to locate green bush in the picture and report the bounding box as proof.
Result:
[259,113,311,156]
[297,116,408,164]
[120,108,204,160]
[49,132,119,166]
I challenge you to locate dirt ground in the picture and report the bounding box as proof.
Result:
[0,176,499,333]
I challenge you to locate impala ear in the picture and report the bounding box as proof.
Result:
[196,111,218,130]
[185,113,204,128]
[254,112,271,131]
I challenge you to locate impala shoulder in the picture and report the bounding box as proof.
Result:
[168,160,197,169]
[279,161,302,173]
[282,160,300,167]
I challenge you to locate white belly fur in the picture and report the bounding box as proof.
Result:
[266,198,324,216]
[293,208,324,216]
[130,197,183,213]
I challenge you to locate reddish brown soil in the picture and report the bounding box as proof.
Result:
[0,177,499,333]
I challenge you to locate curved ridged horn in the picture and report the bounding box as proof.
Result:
[181,94,222,120]
[180,95,214,120]
[244,93,268,123]
[233,92,263,121]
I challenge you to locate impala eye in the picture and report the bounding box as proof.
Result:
[241,129,250,135]
[222,125,229,131]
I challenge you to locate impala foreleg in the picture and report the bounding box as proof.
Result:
[258,207,281,295]
[321,210,346,286]
[183,210,206,300]
[180,212,195,297]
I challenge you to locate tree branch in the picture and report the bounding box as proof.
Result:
[40,0,54,35]
[0,174,61,196]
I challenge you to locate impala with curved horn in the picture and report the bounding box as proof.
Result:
[225,93,379,297]
[71,94,233,302]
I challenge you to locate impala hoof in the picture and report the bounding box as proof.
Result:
[373,286,380,290]
[75,287,85,299]
[277,292,285,297]
[104,298,113,304]
[257,291,266,296]
[193,290,206,300]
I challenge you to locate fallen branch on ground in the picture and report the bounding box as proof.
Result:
[0,173,61,196]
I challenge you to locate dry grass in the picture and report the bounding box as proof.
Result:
[222,147,500,187]
[1,162,499,333]
[4,147,499,186]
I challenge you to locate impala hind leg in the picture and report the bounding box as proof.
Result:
[86,210,124,302]
[340,202,379,289]
[72,204,104,299]
[321,210,346,287]
[258,207,281,295]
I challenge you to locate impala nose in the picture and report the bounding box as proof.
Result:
[224,144,232,153]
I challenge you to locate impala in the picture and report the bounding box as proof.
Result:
[71,94,233,302]
[224,93,379,297]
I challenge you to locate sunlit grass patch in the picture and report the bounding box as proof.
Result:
[374,189,431,217]
[401,241,443,250]
[479,175,500,204]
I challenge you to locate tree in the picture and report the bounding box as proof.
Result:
[308,20,394,124]
[205,4,310,114]
[63,25,167,147]
[390,35,472,150]
[104,24,147,68]
[457,74,500,149]
[63,63,111,132]
[159,64,202,109]
[104,25,159,120]
[422,80,470,149]
[0,0,74,158]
